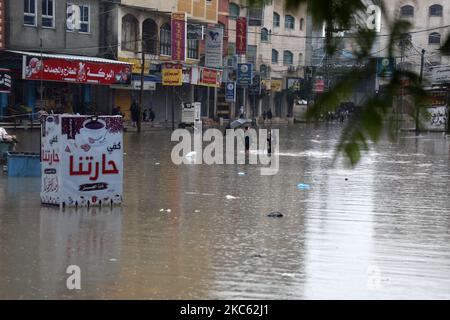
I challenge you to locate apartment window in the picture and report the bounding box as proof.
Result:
[300,18,304,31]
[160,23,171,56]
[429,4,443,16]
[429,32,441,44]
[121,14,139,51]
[229,3,240,19]
[249,8,263,26]
[400,5,414,17]
[41,0,54,28]
[285,15,295,29]
[283,50,293,65]
[261,28,269,42]
[24,0,36,26]
[273,12,280,28]
[79,5,90,33]
[188,39,199,59]
[67,4,90,32]
[143,19,158,55]
[272,49,278,64]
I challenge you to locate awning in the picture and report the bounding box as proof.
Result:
[9,50,133,86]
[7,50,131,65]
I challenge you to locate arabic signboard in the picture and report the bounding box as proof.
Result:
[198,67,223,87]
[249,75,261,95]
[23,56,132,85]
[225,82,236,102]
[237,63,252,86]
[236,17,247,55]
[287,77,302,91]
[270,79,283,92]
[205,27,224,68]
[0,0,5,50]
[187,24,203,40]
[377,58,395,78]
[119,57,151,74]
[431,65,450,84]
[171,12,186,62]
[0,68,12,93]
[314,78,325,93]
[182,102,201,124]
[41,115,123,207]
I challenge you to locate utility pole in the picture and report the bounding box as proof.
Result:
[137,39,145,133]
[416,49,425,135]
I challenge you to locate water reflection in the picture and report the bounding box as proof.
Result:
[0,125,449,299]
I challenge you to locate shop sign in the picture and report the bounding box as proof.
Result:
[41,115,123,207]
[171,12,186,62]
[236,17,247,55]
[432,65,450,84]
[119,58,151,74]
[377,57,395,78]
[287,77,302,91]
[205,27,224,68]
[237,63,252,86]
[225,82,236,102]
[198,67,223,87]
[162,63,183,86]
[23,56,132,85]
[270,79,283,92]
[0,68,12,93]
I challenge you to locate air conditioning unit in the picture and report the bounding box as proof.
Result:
[288,65,297,72]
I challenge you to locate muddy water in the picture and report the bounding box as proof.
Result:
[0,124,449,299]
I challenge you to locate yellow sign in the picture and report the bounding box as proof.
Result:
[119,58,150,74]
[261,79,271,90]
[271,79,283,92]
[162,68,183,86]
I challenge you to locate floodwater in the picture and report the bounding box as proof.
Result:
[0,124,449,299]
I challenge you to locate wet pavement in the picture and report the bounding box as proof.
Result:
[0,124,449,299]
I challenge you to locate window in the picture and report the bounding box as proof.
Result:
[121,14,139,51]
[42,0,54,28]
[283,50,293,65]
[272,49,279,64]
[67,4,90,32]
[429,4,443,16]
[160,23,171,56]
[188,39,199,59]
[273,12,280,28]
[229,3,240,19]
[261,28,269,42]
[429,32,441,44]
[285,15,295,29]
[143,19,158,54]
[300,18,304,31]
[246,45,257,66]
[79,5,90,33]
[400,5,414,17]
[249,7,263,26]
[24,0,36,26]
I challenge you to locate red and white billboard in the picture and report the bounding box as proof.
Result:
[171,12,186,62]
[23,56,132,85]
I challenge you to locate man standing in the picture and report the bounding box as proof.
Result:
[130,99,139,127]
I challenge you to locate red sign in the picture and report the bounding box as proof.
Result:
[236,17,247,55]
[23,56,132,85]
[171,12,186,62]
[314,79,324,93]
[0,0,5,50]
[199,67,223,88]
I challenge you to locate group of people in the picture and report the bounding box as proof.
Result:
[112,100,156,127]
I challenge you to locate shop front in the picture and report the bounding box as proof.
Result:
[1,50,132,120]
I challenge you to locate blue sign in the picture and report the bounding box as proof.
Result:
[225,82,236,102]
[237,63,253,86]
[377,58,395,78]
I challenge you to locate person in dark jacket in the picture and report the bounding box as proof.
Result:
[130,100,139,127]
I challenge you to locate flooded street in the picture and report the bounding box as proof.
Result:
[1,124,449,299]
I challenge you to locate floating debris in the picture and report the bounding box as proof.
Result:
[268,211,283,218]
[297,183,311,190]
[225,195,238,200]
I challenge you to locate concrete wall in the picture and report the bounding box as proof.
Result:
[7,0,100,56]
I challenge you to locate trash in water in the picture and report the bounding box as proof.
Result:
[268,211,283,218]
[155,162,160,165]
[297,183,311,190]
[166,209,172,213]
[194,210,201,213]
[109,258,118,262]
[225,195,238,200]
[238,172,246,176]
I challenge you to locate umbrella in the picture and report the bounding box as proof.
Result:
[228,118,252,129]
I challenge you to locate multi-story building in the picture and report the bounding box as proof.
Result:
[0,0,126,118]
[227,0,308,118]
[101,0,225,122]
